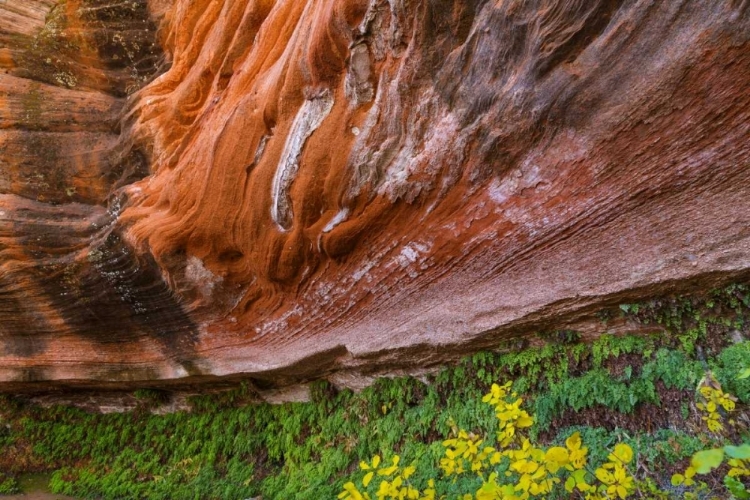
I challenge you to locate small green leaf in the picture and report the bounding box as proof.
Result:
[565,476,575,493]
[671,474,684,486]
[724,444,750,460]
[691,449,724,474]
[725,476,750,499]
[738,368,750,380]
[572,469,587,483]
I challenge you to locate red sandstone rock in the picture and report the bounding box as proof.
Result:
[0,0,749,391]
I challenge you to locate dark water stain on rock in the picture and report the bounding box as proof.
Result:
[41,231,200,365]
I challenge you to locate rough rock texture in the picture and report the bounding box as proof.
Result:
[1,0,749,391]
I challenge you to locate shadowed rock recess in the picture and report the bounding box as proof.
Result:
[0,0,749,392]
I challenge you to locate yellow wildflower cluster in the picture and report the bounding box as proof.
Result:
[696,373,737,432]
[443,382,636,500]
[340,380,639,500]
[588,444,636,500]
[728,455,750,481]
[470,432,593,499]
[672,370,749,494]
[669,465,698,488]
[339,455,435,500]
[440,430,499,476]
[672,444,750,497]
[482,382,534,448]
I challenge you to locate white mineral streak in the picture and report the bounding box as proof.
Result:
[322,207,351,233]
[270,91,334,230]
[185,256,223,299]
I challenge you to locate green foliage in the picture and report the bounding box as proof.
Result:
[691,449,725,474]
[591,334,654,368]
[640,349,701,390]
[726,476,750,499]
[672,442,750,498]
[614,428,707,471]
[670,366,749,498]
[713,341,750,403]
[0,473,19,494]
[618,283,750,353]
[533,348,703,429]
[341,383,641,500]
[0,283,747,499]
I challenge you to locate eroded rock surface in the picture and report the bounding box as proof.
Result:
[1,0,749,391]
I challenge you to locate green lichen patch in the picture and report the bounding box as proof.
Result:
[11,0,161,96]
[19,82,44,130]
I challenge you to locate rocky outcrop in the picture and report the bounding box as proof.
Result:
[1,0,749,391]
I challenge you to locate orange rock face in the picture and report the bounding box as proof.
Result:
[1,0,749,390]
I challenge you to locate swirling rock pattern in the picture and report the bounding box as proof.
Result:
[1,0,749,391]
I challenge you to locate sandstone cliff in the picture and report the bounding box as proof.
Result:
[1,0,749,391]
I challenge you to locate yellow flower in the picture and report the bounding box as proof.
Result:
[728,458,750,478]
[464,438,482,458]
[672,465,697,487]
[439,457,456,476]
[361,455,382,471]
[483,382,513,406]
[340,481,369,500]
[596,463,634,499]
[609,465,634,499]
[565,432,588,469]
[402,465,416,479]
[595,467,614,484]
[607,444,633,465]
[363,471,374,487]
[584,492,605,500]
[510,459,539,475]
[376,480,391,500]
[543,447,570,473]
[696,373,738,433]
[378,456,401,476]
[419,479,436,500]
[703,414,724,432]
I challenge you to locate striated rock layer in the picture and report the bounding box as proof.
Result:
[1,0,749,391]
